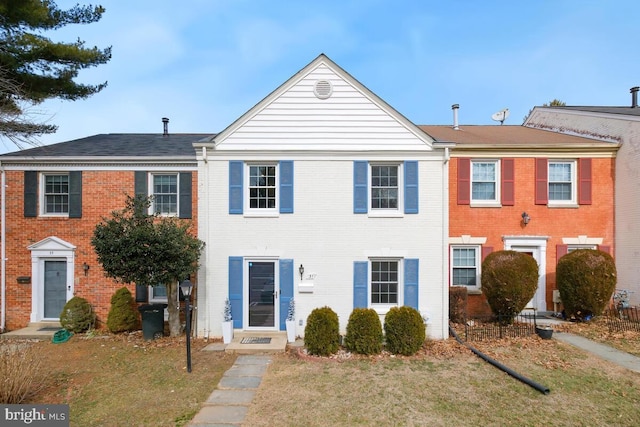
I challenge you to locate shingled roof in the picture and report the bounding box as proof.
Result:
[0,133,213,159]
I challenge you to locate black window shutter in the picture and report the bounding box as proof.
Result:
[24,171,38,217]
[69,171,82,218]
[134,171,148,196]
[179,172,192,219]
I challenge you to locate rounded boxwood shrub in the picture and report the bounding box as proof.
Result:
[59,296,95,333]
[383,306,426,356]
[304,306,340,356]
[557,249,616,319]
[481,250,539,322]
[344,308,383,355]
[107,287,139,333]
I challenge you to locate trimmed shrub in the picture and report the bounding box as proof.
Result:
[557,249,616,319]
[481,250,539,321]
[60,296,95,333]
[304,306,340,356]
[344,308,383,355]
[0,343,47,404]
[107,287,139,333]
[384,306,426,356]
[449,286,468,324]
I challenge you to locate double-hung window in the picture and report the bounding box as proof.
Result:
[548,161,575,204]
[371,260,399,305]
[451,246,481,291]
[152,174,178,215]
[248,165,277,211]
[471,160,499,204]
[371,165,399,210]
[43,174,69,215]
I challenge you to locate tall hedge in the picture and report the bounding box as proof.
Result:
[556,249,616,318]
[383,306,426,356]
[344,308,383,355]
[304,306,340,356]
[481,250,539,321]
[107,287,139,333]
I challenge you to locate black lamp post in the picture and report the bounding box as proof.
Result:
[180,279,193,373]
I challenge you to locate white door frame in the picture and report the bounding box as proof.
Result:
[503,236,547,311]
[27,236,76,322]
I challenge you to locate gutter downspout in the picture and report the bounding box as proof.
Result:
[1,163,6,332]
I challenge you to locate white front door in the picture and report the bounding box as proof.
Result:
[245,260,279,330]
[503,237,547,311]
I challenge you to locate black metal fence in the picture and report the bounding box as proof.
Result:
[604,306,640,333]
[452,313,539,342]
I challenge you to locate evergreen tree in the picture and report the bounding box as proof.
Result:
[0,0,111,145]
[92,195,205,337]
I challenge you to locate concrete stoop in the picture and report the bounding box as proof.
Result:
[223,331,288,354]
[0,322,62,340]
[188,355,272,427]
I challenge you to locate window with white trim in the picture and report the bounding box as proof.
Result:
[451,246,481,291]
[42,173,69,214]
[247,164,278,212]
[548,161,576,204]
[471,160,499,203]
[151,173,178,215]
[371,260,399,306]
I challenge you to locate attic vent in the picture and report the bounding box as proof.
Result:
[313,80,333,99]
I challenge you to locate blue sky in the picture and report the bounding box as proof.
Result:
[6,0,639,152]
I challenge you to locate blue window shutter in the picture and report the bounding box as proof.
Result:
[279,161,294,213]
[229,161,243,214]
[228,257,243,328]
[353,161,368,213]
[279,259,294,330]
[353,261,368,308]
[179,172,192,219]
[404,161,419,214]
[404,259,419,309]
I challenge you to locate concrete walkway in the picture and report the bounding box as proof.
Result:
[553,331,640,373]
[187,355,272,427]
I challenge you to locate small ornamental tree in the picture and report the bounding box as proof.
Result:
[92,195,205,337]
[557,249,617,318]
[481,250,539,322]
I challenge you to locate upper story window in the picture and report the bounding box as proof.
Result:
[135,171,192,219]
[451,246,481,291]
[43,174,69,214]
[248,165,277,211]
[471,161,498,203]
[152,174,178,215]
[548,161,575,204]
[371,165,399,210]
[353,161,418,215]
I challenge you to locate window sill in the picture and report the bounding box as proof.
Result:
[547,203,579,209]
[372,305,398,315]
[466,289,483,295]
[243,211,280,218]
[368,211,403,218]
[470,202,501,208]
[39,213,69,218]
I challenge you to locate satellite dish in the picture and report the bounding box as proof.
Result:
[491,108,510,125]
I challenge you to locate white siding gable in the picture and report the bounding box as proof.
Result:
[211,55,434,152]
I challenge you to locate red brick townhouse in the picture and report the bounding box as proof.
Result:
[0,130,207,332]
[421,120,619,317]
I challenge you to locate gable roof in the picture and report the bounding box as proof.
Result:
[202,53,435,151]
[539,106,640,117]
[0,133,212,161]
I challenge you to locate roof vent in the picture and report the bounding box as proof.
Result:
[162,117,169,136]
[631,86,639,108]
[451,104,459,130]
[313,80,333,99]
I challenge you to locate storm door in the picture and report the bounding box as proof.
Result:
[247,261,278,329]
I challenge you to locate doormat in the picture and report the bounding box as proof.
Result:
[241,337,271,344]
[38,327,62,331]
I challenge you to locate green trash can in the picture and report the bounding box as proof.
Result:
[138,304,167,340]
